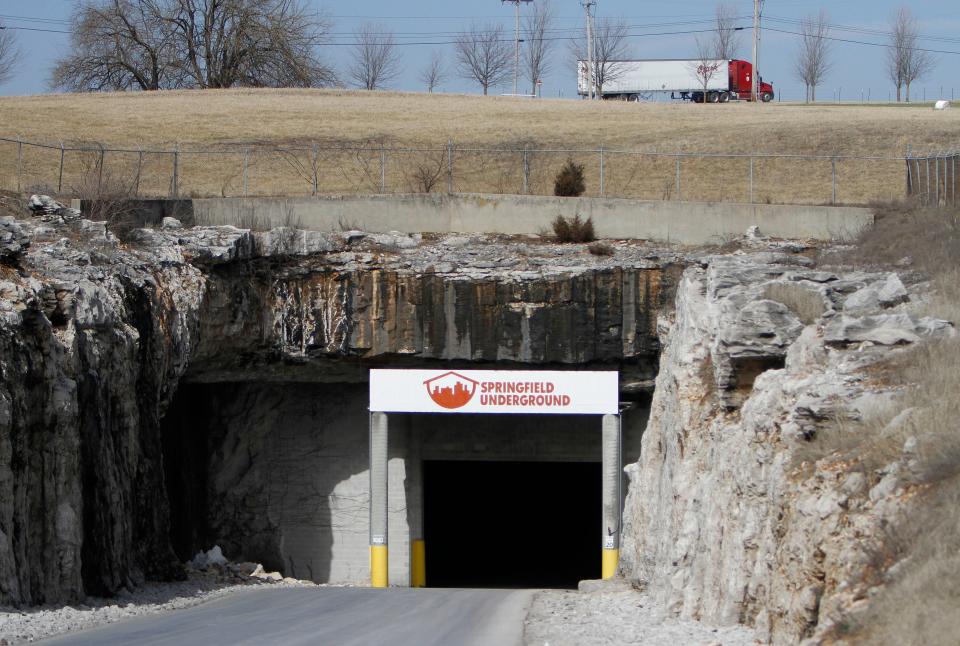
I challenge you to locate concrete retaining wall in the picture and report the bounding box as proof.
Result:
[192,193,873,244]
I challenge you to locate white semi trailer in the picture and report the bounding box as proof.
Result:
[577,59,775,102]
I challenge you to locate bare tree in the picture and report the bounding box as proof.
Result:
[523,0,554,95]
[900,11,934,102]
[793,10,832,103]
[419,51,447,93]
[52,0,337,91]
[0,21,21,86]
[572,18,630,95]
[455,23,513,95]
[349,23,401,90]
[713,3,742,60]
[51,0,176,91]
[688,37,722,102]
[887,7,935,102]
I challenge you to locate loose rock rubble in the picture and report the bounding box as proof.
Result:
[524,580,761,646]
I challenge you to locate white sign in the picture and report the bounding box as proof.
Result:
[369,369,619,415]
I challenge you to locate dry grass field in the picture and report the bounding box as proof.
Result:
[0,88,957,204]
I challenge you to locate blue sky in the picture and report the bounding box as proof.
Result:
[1,0,958,101]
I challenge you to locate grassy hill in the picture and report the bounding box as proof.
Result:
[0,89,956,203]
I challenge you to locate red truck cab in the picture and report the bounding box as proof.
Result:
[729,59,774,102]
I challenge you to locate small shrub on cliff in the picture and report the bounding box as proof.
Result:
[553,160,586,197]
[588,242,614,256]
[552,215,595,243]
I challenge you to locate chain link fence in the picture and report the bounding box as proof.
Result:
[906,151,960,207]
[0,136,914,206]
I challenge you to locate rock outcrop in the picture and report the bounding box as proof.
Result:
[0,206,680,606]
[621,252,954,644]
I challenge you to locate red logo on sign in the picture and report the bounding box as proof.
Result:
[424,372,478,409]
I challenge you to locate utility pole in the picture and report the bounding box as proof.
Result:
[502,0,532,96]
[582,1,597,99]
[751,0,763,103]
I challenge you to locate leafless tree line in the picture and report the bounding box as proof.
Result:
[51,0,337,91]
[886,7,935,102]
[712,4,742,61]
[8,0,942,103]
[794,11,832,103]
[573,18,631,96]
[349,23,401,90]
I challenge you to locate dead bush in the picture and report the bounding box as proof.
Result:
[588,242,614,256]
[403,150,446,193]
[69,146,144,240]
[553,159,586,197]
[552,214,595,243]
[763,282,827,325]
[850,479,960,646]
[826,200,960,274]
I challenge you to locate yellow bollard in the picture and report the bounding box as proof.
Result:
[370,545,389,588]
[601,548,619,580]
[411,540,426,587]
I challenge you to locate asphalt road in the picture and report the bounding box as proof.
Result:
[41,587,536,646]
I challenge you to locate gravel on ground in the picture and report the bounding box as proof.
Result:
[0,564,323,645]
[523,581,764,646]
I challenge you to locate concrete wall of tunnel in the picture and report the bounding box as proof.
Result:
[162,382,648,587]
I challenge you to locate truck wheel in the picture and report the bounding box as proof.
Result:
[761,92,773,103]
[718,91,730,103]
[694,93,704,103]
[707,92,720,103]
[628,94,639,102]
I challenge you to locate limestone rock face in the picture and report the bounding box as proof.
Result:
[0,217,29,261]
[0,212,680,606]
[620,253,953,644]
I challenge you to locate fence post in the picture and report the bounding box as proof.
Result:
[242,149,249,197]
[675,152,681,201]
[172,145,179,198]
[950,152,957,206]
[97,145,105,195]
[446,139,453,193]
[915,159,922,203]
[599,147,605,197]
[905,145,912,198]
[312,144,320,196]
[926,158,931,206]
[58,142,65,193]
[16,136,22,193]
[749,156,754,203]
[379,144,386,193]
[135,147,143,197]
[831,157,837,205]
[522,144,529,195]
[935,155,940,205]
[906,154,913,198]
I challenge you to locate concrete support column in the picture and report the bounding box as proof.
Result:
[601,413,622,579]
[408,425,425,587]
[370,412,389,587]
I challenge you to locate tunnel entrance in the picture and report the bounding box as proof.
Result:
[423,460,601,589]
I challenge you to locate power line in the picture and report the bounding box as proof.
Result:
[765,27,960,56]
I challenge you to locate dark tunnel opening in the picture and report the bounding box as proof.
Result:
[423,460,601,589]
[161,384,215,563]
